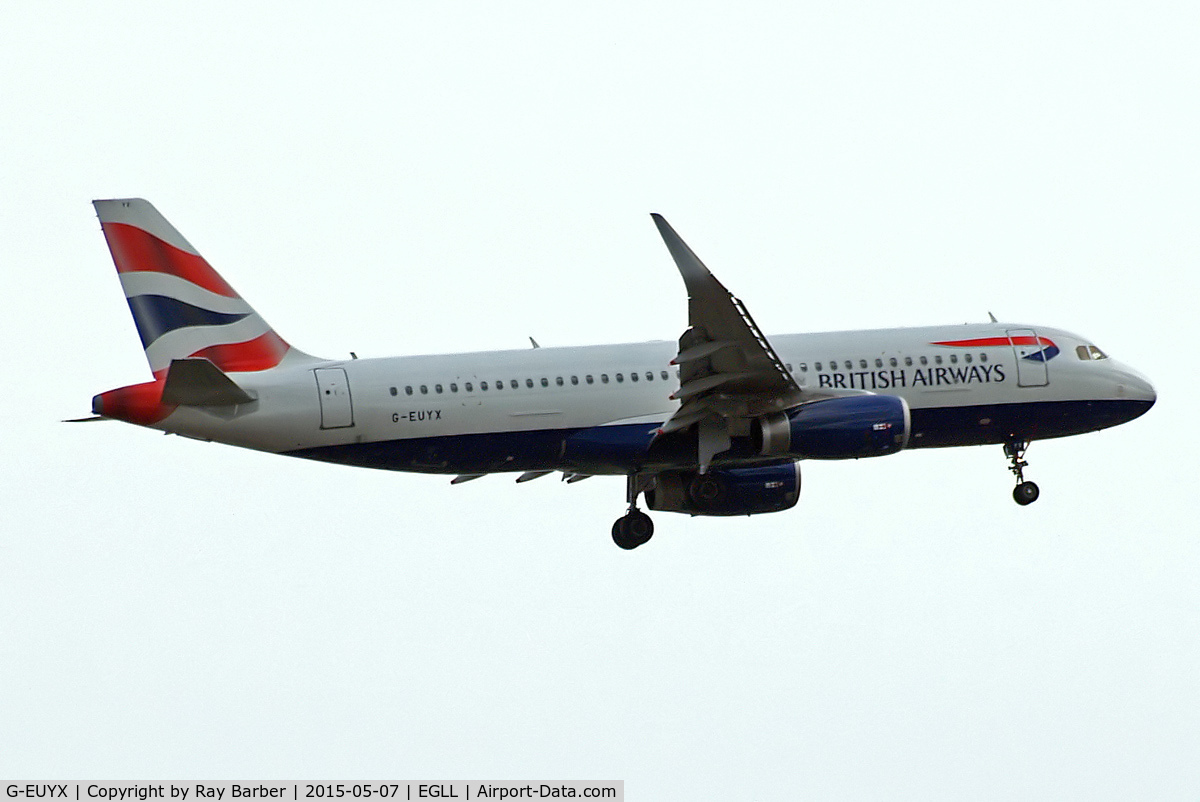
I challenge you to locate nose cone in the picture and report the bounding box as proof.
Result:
[1111,364,1156,424]
[1116,367,1157,405]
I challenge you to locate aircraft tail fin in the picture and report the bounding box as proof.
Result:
[93,198,316,376]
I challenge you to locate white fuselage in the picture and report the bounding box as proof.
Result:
[147,322,1155,475]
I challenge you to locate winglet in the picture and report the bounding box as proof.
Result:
[651,213,717,292]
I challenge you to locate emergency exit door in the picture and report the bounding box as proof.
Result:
[315,368,355,428]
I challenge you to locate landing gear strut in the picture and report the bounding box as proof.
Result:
[612,474,655,550]
[1004,440,1040,505]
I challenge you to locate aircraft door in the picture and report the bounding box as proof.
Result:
[1007,328,1049,387]
[315,368,355,428]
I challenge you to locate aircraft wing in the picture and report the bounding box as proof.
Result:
[651,214,809,470]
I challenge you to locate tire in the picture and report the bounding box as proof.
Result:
[1013,481,1040,506]
[627,510,654,546]
[612,517,638,550]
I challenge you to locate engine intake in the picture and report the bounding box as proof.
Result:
[756,395,910,459]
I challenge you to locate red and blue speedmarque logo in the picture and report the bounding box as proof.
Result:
[932,336,1060,362]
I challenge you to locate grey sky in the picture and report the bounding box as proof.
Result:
[2,2,1197,798]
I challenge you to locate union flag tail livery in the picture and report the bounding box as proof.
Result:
[83,199,1156,549]
[94,198,313,376]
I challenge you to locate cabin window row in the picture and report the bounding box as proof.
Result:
[794,353,990,372]
[389,370,673,396]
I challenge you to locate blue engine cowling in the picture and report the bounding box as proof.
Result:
[755,395,910,459]
[645,461,801,516]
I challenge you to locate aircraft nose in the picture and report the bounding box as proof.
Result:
[1115,366,1156,407]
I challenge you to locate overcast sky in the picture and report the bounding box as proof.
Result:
[2,2,1197,799]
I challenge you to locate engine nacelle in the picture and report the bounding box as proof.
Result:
[645,462,801,517]
[756,395,910,459]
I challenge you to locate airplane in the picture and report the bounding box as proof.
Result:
[81,199,1156,549]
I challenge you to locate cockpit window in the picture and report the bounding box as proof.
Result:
[1076,345,1108,361]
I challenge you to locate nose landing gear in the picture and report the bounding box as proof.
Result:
[1004,440,1040,505]
[612,473,655,549]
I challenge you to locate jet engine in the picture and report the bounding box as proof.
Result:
[755,395,910,459]
[645,462,801,516]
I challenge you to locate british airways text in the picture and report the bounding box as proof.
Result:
[817,364,1006,390]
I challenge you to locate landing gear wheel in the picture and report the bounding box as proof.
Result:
[1004,440,1040,506]
[611,510,654,550]
[1013,481,1040,506]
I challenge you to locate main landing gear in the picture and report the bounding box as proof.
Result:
[612,474,655,550]
[1004,439,1040,506]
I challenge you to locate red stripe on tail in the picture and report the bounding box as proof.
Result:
[101,222,239,298]
[189,331,290,372]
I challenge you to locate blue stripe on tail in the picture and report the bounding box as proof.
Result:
[126,294,250,347]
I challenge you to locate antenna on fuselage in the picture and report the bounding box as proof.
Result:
[988,311,998,323]
[529,337,540,349]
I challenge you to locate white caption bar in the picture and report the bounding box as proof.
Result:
[3,784,623,802]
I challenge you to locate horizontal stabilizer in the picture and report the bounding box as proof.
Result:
[161,358,255,406]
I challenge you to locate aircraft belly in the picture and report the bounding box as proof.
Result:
[908,398,1154,448]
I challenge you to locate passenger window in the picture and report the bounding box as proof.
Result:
[980,353,988,363]
[556,376,564,386]
[465,382,473,392]
[493,381,501,391]
[420,385,428,394]
[919,356,928,366]
[389,387,398,396]
[646,371,653,381]
[874,358,883,368]
[889,358,898,367]
[844,361,853,370]
[786,363,793,372]
[526,378,533,388]
[571,376,579,385]
[630,372,639,382]
[949,354,957,364]
[859,359,868,369]
[540,378,549,388]
[481,381,488,391]
[405,386,414,396]
[965,353,972,363]
[661,371,669,381]
[799,363,808,372]
[935,355,943,365]
[905,357,913,367]
[601,374,609,383]
[435,384,443,394]
[586,375,594,385]
[511,379,519,389]
[616,373,624,383]
[815,362,823,371]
